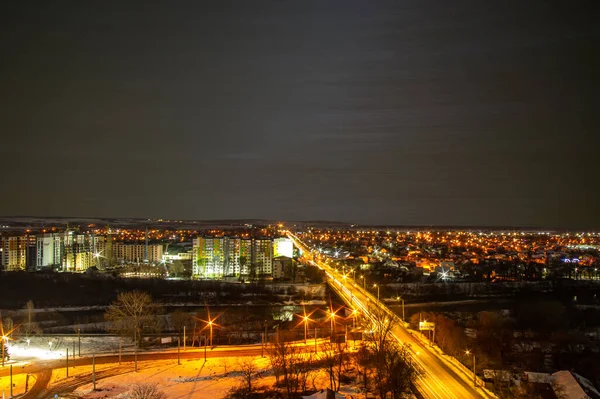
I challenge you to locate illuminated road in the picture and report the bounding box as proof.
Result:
[287,231,495,399]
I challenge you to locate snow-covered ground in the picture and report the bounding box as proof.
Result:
[7,335,133,362]
[71,357,274,399]
[54,356,364,399]
[0,372,27,398]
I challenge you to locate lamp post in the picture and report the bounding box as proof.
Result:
[329,311,336,337]
[1,335,7,367]
[303,316,309,344]
[466,350,476,387]
[360,275,365,289]
[373,284,380,302]
[396,296,405,321]
[208,321,213,348]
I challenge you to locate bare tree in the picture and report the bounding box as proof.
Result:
[127,383,167,399]
[267,340,310,398]
[220,358,232,375]
[319,340,346,392]
[366,305,421,399]
[105,291,160,347]
[2,317,14,337]
[170,310,191,341]
[23,300,41,336]
[237,357,261,394]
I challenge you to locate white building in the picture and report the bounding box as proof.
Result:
[274,237,294,258]
[36,233,63,267]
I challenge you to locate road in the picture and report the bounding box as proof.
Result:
[287,231,494,399]
[2,343,325,398]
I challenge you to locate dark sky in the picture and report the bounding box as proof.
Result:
[1,1,598,228]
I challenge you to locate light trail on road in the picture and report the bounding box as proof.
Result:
[287,231,495,399]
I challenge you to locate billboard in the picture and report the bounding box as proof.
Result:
[274,238,294,258]
[419,321,435,331]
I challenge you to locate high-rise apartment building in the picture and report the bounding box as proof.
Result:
[0,235,28,271]
[253,238,273,275]
[113,243,163,264]
[192,236,275,279]
[36,233,64,267]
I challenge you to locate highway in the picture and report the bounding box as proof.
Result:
[287,231,495,399]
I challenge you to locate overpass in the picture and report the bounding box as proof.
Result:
[286,231,496,399]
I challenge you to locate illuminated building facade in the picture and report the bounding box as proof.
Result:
[113,243,163,264]
[0,236,28,271]
[192,236,275,279]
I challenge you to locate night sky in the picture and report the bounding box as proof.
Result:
[1,1,598,228]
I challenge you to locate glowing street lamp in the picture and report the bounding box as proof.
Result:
[303,316,310,344]
[329,311,337,336]
[373,284,380,302]
[396,296,405,321]
[465,350,476,387]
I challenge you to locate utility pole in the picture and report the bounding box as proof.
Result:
[66,348,69,377]
[402,298,405,321]
[92,354,96,390]
[134,331,138,372]
[264,320,268,348]
[119,337,122,365]
[183,326,186,351]
[314,327,318,352]
[204,336,207,361]
[10,365,13,398]
[72,341,76,368]
[77,328,81,357]
[473,354,477,387]
[177,338,181,365]
[304,318,307,344]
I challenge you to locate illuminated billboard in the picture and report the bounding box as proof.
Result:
[274,238,293,258]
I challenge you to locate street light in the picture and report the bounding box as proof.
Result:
[303,316,310,344]
[465,350,476,387]
[329,311,337,336]
[396,296,405,321]
[373,284,380,302]
[352,309,358,328]
[1,335,7,367]
[208,321,213,347]
[360,275,365,289]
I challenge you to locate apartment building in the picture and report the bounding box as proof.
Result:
[192,236,275,279]
[113,243,163,264]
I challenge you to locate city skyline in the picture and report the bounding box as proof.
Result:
[1,1,598,229]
